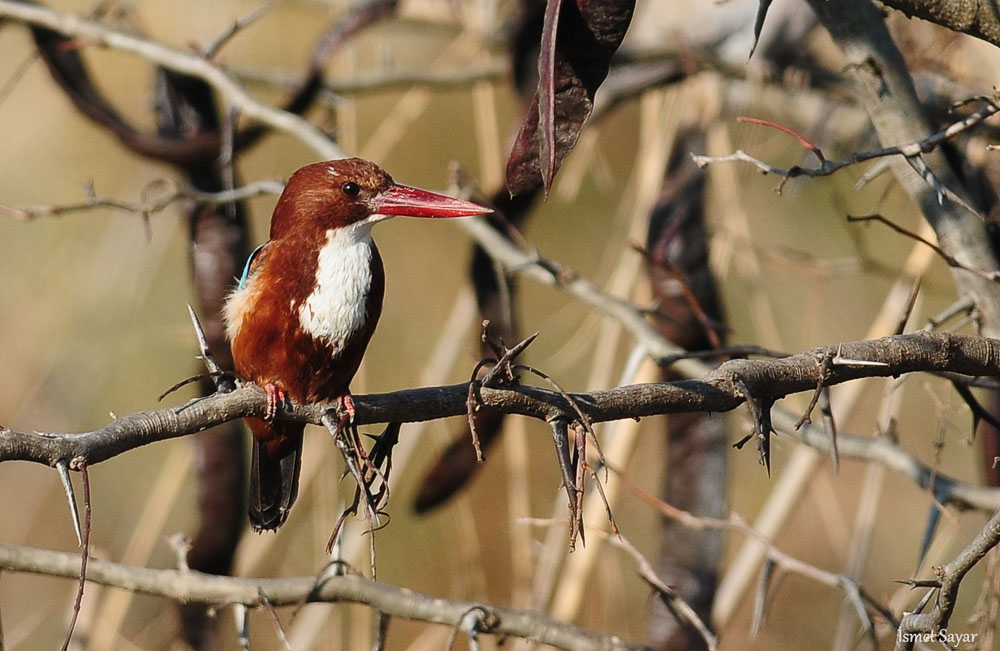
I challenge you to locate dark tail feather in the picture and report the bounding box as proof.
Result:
[249,434,302,532]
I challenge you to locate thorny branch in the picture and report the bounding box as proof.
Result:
[3,331,1000,511]
[60,462,91,651]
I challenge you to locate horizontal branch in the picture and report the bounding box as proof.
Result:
[0,542,648,651]
[4,331,998,471]
[0,179,285,221]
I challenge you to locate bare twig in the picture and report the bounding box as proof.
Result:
[0,0,343,160]
[200,0,278,61]
[895,508,1000,650]
[693,99,999,203]
[455,214,698,374]
[606,533,718,650]
[233,59,508,96]
[803,0,1000,338]
[610,470,895,634]
[0,542,650,651]
[849,213,1000,284]
[737,116,826,163]
[0,179,284,222]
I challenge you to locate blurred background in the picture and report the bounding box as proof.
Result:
[1,0,1000,649]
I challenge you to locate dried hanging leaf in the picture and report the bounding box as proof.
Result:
[506,0,636,197]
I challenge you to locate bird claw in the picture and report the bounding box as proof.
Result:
[264,383,287,422]
[338,393,356,429]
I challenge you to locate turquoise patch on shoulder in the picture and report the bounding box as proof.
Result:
[239,243,266,290]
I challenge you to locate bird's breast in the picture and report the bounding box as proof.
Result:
[297,227,378,353]
[225,224,385,403]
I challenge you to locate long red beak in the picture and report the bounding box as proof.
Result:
[374,184,492,218]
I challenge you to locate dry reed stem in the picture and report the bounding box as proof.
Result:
[89,444,191,650]
[831,343,911,645]
[504,417,535,610]
[523,94,672,613]
[360,34,482,163]
[472,80,504,191]
[547,89,680,622]
[713,220,941,626]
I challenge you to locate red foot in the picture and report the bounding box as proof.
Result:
[339,393,356,428]
[264,383,287,422]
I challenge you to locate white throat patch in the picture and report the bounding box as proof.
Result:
[298,223,375,351]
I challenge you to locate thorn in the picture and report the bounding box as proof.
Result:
[751,557,776,637]
[831,343,889,367]
[187,305,215,370]
[57,461,83,547]
[915,502,942,572]
[550,421,580,547]
[327,523,344,563]
[186,305,234,394]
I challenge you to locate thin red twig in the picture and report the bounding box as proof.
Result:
[738,116,826,163]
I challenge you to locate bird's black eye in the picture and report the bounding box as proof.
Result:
[341,182,361,197]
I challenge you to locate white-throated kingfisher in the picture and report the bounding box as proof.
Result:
[224,158,491,532]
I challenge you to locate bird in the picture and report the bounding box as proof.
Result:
[223,158,491,532]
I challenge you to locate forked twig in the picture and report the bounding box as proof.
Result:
[694,99,999,214]
[201,0,278,60]
[465,326,539,462]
